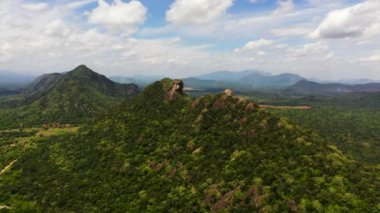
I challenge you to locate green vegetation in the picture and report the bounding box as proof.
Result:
[0,79,379,212]
[263,94,380,165]
[0,65,138,129]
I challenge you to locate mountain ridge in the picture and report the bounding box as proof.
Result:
[1,78,378,211]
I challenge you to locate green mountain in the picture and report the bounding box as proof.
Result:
[1,79,378,212]
[23,73,65,101]
[0,65,139,128]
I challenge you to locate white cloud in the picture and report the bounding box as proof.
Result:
[311,0,380,39]
[273,0,295,15]
[287,42,332,59]
[88,0,147,33]
[270,26,311,37]
[360,54,380,62]
[166,0,234,25]
[22,2,49,11]
[1,0,380,80]
[235,39,275,52]
[43,19,72,37]
[67,0,97,9]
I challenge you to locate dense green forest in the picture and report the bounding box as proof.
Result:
[0,79,379,212]
[0,65,138,129]
[261,94,380,165]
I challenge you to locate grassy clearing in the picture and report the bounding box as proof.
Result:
[259,105,311,110]
[0,126,79,177]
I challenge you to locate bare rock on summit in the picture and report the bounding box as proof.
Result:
[165,79,184,101]
[224,88,233,96]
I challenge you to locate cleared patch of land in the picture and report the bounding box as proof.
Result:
[0,205,11,209]
[0,126,79,176]
[0,159,17,176]
[259,105,311,110]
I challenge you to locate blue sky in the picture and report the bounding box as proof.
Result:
[0,0,379,80]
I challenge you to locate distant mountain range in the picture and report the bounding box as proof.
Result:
[110,75,165,87]
[2,69,380,97]
[184,71,304,91]
[288,80,380,94]
[0,71,36,96]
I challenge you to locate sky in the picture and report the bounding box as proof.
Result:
[0,0,379,80]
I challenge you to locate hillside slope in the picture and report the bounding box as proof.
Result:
[0,65,139,128]
[0,79,378,212]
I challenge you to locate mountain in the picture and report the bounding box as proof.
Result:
[182,77,231,90]
[338,78,380,85]
[0,71,35,89]
[110,75,164,87]
[1,79,378,211]
[0,65,139,128]
[288,80,380,94]
[24,73,64,100]
[183,72,304,91]
[195,70,269,81]
[0,88,22,96]
[239,73,303,89]
[0,72,36,96]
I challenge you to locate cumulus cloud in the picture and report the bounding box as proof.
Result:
[270,26,311,37]
[67,0,97,9]
[235,39,275,52]
[273,0,295,15]
[287,42,332,59]
[1,0,380,80]
[88,0,147,34]
[166,0,234,25]
[22,2,49,11]
[311,0,380,39]
[359,54,380,62]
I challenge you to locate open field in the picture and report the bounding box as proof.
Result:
[0,126,79,175]
[259,105,311,110]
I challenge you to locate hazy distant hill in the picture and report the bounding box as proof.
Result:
[288,80,380,94]
[0,71,36,96]
[110,75,164,87]
[182,71,304,91]
[239,73,303,89]
[1,79,378,211]
[0,71,35,89]
[0,65,139,128]
[195,70,270,81]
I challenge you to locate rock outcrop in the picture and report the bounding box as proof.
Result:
[166,79,184,101]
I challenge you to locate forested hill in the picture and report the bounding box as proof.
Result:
[1,79,379,212]
[0,65,139,128]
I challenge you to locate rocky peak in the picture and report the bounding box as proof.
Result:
[224,88,233,96]
[165,79,184,101]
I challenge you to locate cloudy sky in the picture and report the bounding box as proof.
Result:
[0,0,379,80]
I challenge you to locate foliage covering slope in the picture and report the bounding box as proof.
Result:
[0,79,379,212]
[0,65,139,129]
